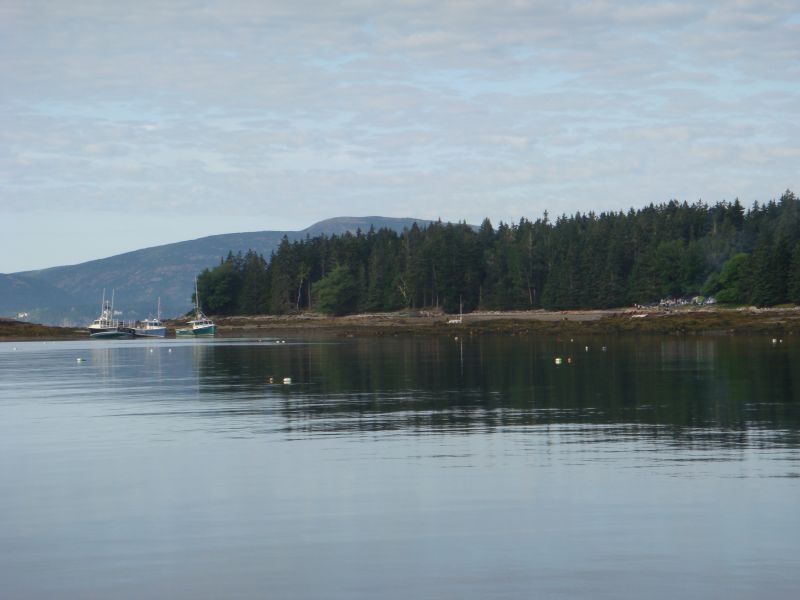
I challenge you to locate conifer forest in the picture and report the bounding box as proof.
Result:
[197,190,800,316]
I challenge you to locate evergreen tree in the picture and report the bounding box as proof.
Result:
[788,243,800,304]
[193,190,800,315]
[237,250,268,314]
[313,265,359,315]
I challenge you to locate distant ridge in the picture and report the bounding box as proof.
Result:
[4,216,433,325]
[302,216,426,237]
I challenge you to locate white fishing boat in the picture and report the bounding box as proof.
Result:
[88,289,132,339]
[176,279,216,336]
[134,298,166,338]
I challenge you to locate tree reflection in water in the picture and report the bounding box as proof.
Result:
[192,335,800,447]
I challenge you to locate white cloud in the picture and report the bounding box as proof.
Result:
[0,1,798,270]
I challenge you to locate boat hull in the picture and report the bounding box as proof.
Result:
[133,327,167,338]
[176,324,215,336]
[89,328,134,339]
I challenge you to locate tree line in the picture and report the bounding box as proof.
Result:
[197,190,800,315]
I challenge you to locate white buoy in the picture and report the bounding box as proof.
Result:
[168,348,172,353]
[76,358,85,363]
[149,348,154,353]
[283,377,292,384]
[585,346,589,352]
[554,357,563,365]
[772,338,778,344]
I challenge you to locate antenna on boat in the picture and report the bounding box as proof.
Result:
[157,297,161,321]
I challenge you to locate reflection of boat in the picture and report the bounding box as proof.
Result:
[176,279,216,336]
[134,298,166,338]
[88,289,133,339]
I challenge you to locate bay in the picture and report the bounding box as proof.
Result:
[1,335,798,599]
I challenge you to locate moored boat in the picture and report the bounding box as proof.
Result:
[88,289,133,339]
[175,315,215,336]
[134,298,166,338]
[176,279,215,336]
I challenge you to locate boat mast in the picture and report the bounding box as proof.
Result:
[195,278,201,317]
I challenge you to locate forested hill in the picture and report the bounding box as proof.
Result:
[198,191,800,315]
[6,216,431,325]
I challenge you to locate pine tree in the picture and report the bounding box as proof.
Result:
[193,190,799,314]
[788,243,800,304]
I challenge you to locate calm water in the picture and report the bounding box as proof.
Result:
[1,334,799,599]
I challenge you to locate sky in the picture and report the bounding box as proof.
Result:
[2,0,798,273]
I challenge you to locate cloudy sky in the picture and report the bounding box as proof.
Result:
[2,1,798,272]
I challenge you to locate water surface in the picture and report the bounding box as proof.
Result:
[1,335,798,599]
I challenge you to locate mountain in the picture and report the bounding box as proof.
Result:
[0,274,71,314]
[4,217,431,325]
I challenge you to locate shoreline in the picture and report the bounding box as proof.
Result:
[3,306,800,341]
[0,318,85,341]
[213,306,800,337]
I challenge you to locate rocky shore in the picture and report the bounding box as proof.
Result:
[0,318,84,340]
[3,306,799,341]
[212,306,800,337]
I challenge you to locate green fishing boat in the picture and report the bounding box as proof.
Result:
[176,279,216,336]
